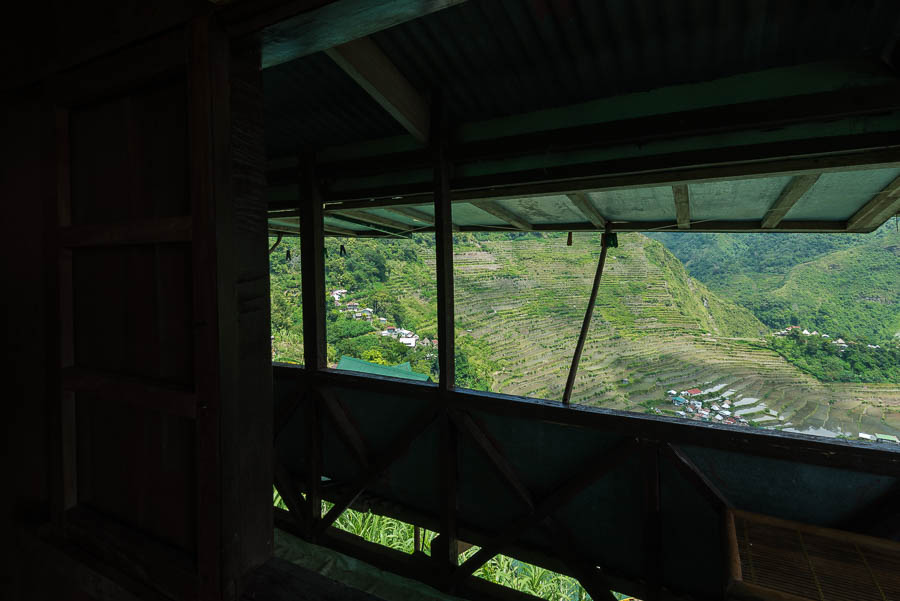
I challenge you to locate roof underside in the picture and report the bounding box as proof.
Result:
[262,0,900,235]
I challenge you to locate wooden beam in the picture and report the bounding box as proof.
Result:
[306,395,323,539]
[847,173,900,231]
[471,200,532,231]
[62,368,197,419]
[318,387,371,469]
[672,185,691,230]
[326,36,430,143]
[566,192,606,229]
[329,212,410,237]
[435,412,460,585]
[450,410,534,511]
[451,438,637,584]
[255,0,468,69]
[59,217,192,247]
[299,157,327,370]
[331,208,413,232]
[664,444,732,511]
[383,204,464,231]
[642,444,662,601]
[287,365,900,477]
[542,517,618,601]
[323,225,359,237]
[315,404,441,536]
[273,460,311,535]
[761,174,820,228]
[434,95,456,391]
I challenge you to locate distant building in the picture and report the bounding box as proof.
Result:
[875,434,900,444]
[672,396,687,406]
[685,388,702,396]
[399,336,417,347]
[379,317,387,323]
[667,390,678,396]
[858,433,875,441]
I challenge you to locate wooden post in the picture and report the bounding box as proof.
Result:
[563,226,612,404]
[432,94,455,391]
[642,442,662,601]
[435,412,459,586]
[299,155,327,371]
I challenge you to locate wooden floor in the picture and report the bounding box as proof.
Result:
[242,557,387,601]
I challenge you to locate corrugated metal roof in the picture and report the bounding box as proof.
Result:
[263,0,900,157]
[269,166,900,235]
[263,51,404,158]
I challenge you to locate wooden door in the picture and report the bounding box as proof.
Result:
[48,17,271,601]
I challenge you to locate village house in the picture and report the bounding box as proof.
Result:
[684,388,702,396]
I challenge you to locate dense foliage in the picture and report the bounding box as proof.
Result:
[269,234,497,389]
[649,224,900,343]
[769,331,900,383]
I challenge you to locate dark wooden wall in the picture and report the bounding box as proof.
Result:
[3,3,275,600]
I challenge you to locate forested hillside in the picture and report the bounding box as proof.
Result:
[269,229,900,437]
[648,222,900,342]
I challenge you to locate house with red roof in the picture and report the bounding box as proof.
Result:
[685,388,702,396]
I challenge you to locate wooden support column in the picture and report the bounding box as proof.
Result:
[435,413,459,587]
[642,443,662,601]
[299,155,327,370]
[432,91,459,587]
[433,95,455,391]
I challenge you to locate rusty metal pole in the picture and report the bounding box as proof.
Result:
[563,225,612,405]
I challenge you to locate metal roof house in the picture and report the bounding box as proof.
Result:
[3,2,900,601]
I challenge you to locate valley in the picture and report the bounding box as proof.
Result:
[270,227,900,440]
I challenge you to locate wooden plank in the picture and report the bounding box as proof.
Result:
[306,395,323,539]
[542,517,618,601]
[256,0,468,69]
[642,444,662,601]
[318,387,371,469]
[384,205,434,225]
[315,403,441,535]
[435,412,460,585]
[62,368,198,418]
[328,212,409,237]
[317,133,900,212]
[58,217,193,247]
[433,96,456,391]
[761,174,821,228]
[188,17,224,601]
[471,200,532,231]
[281,364,900,477]
[323,225,359,237]
[451,437,637,584]
[273,460,311,535]
[325,36,429,142]
[18,527,169,601]
[299,156,327,370]
[450,410,534,510]
[672,185,691,230]
[64,506,199,601]
[331,208,413,232]
[566,192,606,228]
[846,173,900,231]
[665,443,732,511]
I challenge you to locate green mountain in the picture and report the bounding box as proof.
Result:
[647,224,900,342]
[269,230,900,436]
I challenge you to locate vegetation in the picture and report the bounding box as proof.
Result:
[770,332,900,383]
[648,223,900,342]
[273,489,607,601]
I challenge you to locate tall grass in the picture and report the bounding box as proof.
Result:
[273,489,634,601]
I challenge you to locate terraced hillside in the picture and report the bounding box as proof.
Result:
[436,233,900,437]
